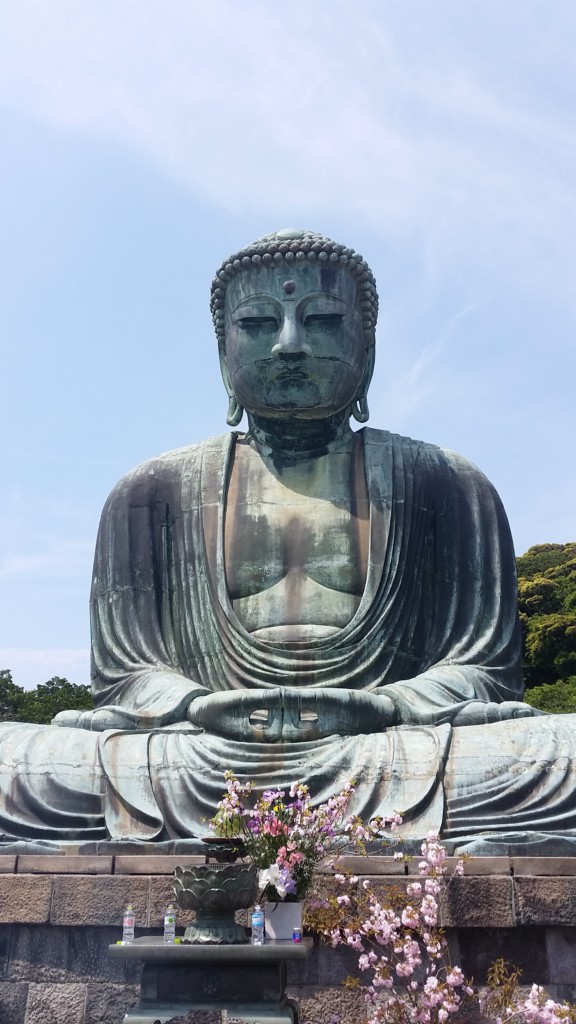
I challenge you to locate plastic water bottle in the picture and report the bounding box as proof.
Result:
[163,903,176,944]
[251,904,264,945]
[122,904,135,944]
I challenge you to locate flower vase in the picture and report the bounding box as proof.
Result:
[264,901,303,940]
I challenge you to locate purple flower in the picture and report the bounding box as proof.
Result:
[278,866,296,895]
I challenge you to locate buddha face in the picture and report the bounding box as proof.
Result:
[222,264,370,420]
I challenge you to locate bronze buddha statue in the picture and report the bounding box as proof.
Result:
[0,228,572,854]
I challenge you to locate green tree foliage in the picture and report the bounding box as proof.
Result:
[0,669,25,721]
[517,543,576,696]
[524,676,576,714]
[517,543,576,578]
[0,670,93,724]
[517,576,560,616]
[523,613,576,684]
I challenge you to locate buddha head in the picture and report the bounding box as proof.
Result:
[211,229,379,427]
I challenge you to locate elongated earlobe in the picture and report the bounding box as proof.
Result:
[226,395,244,426]
[351,396,369,423]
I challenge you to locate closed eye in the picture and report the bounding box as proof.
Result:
[238,316,279,330]
[303,313,344,328]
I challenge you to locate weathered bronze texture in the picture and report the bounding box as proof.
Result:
[1,227,576,855]
[173,863,257,944]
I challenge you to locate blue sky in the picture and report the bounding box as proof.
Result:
[0,1,574,687]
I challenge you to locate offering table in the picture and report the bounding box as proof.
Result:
[108,936,310,1024]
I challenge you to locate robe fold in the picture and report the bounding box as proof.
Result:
[1,428,575,850]
[90,428,524,721]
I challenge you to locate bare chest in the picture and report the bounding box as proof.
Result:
[223,439,369,638]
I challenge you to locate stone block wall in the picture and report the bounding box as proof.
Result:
[0,854,575,1023]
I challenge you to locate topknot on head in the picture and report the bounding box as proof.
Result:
[210,228,379,349]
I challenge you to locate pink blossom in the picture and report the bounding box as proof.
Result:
[401,906,420,928]
[216,779,573,1024]
[407,882,422,898]
[420,894,438,926]
[262,819,285,837]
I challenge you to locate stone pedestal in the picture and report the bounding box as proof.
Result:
[0,853,575,1022]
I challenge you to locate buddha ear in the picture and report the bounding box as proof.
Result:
[351,337,375,424]
[219,348,244,427]
[226,396,244,427]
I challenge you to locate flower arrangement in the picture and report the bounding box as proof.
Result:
[211,775,576,1023]
[210,771,400,902]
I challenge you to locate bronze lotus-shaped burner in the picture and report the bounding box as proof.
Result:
[173,862,258,944]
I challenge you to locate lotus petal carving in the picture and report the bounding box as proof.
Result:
[173,863,258,913]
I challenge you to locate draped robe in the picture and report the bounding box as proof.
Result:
[1,428,576,851]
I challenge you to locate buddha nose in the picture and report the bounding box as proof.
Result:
[271,315,312,357]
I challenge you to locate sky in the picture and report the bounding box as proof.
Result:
[0,0,574,688]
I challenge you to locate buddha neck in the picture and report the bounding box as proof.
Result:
[244,412,356,462]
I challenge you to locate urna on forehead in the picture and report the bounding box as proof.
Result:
[224,259,361,310]
[210,227,379,348]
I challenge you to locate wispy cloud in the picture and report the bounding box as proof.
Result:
[0,2,575,300]
[372,302,478,429]
[0,489,94,579]
[0,540,93,578]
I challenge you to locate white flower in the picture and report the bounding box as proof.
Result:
[258,865,280,889]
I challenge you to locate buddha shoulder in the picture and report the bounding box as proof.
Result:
[99,434,230,512]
